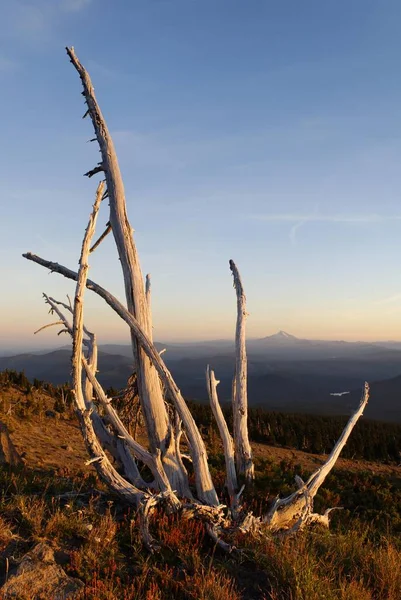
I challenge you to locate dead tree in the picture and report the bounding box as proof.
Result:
[230,259,254,483]
[23,47,370,548]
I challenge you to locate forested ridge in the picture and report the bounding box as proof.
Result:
[191,402,401,463]
[2,369,400,464]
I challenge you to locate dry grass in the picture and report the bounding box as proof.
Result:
[0,515,14,552]
[1,384,94,475]
[1,461,401,599]
[1,382,401,599]
[235,525,401,600]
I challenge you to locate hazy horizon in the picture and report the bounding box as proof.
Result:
[3,329,401,358]
[2,1,401,347]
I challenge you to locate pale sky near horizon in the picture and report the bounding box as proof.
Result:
[2,0,401,352]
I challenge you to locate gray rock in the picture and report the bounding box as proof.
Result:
[1,542,84,599]
[0,421,22,467]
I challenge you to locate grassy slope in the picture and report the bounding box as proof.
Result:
[1,383,401,599]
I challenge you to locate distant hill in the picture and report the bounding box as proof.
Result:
[0,350,133,389]
[3,331,401,361]
[100,340,235,360]
[1,330,401,421]
[0,350,74,384]
[101,332,401,361]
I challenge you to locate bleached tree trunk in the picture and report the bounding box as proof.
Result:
[206,366,239,514]
[67,180,145,506]
[44,293,157,490]
[145,274,153,343]
[41,293,149,487]
[66,47,191,497]
[25,252,219,506]
[229,260,254,482]
[265,382,370,531]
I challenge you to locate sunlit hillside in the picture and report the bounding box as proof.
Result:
[1,372,401,599]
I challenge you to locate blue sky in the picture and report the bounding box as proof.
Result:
[2,0,401,351]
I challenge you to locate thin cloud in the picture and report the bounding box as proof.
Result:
[249,212,401,244]
[250,213,401,223]
[289,217,308,244]
[289,204,319,244]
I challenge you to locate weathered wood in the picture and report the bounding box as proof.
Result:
[40,293,149,488]
[265,383,370,531]
[173,413,190,483]
[71,180,104,416]
[82,357,178,498]
[66,181,145,506]
[145,274,152,341]
[42,292,175,496]
[66,47,169,456]
[26,253,219,506]
[229,260,254,482]
[66,48,191,498]
[206,366,239,513]
[90,221,111,253]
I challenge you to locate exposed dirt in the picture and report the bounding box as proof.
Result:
[251,441,401,476]
[0,386,93,475]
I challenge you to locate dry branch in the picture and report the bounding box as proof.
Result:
[24,252,218,506]
[229,260,254,482]
[64,182,145,506]
[42,291,176,496]
[265,382,370,531]
[66,47,170,454]
[90,222,111,253]
[66,46,194,499]
[33,321,64,335]
[206,366,239,514]
[145,274,153,342]
[45,294,153,489]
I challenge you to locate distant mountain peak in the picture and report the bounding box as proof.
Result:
[254,331,300,345]
[277,330,296,339]
[269,330,298,341]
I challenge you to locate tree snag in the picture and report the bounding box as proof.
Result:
[229,259,254,483]
[65,46,191,500]
[23,47,370,549]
